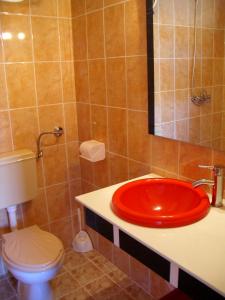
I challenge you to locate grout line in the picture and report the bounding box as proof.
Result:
[123,1,129,178]
[102,0,111,185]
[0,20,14,152]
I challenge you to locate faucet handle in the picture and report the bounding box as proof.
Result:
[198,165,224,176]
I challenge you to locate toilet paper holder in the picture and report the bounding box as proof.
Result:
[80,140,105,162]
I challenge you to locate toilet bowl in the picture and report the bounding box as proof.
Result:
[2,225,64,300]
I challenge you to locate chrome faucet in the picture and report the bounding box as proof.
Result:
[192,165,224,207]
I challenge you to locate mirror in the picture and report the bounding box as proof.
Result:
[147,0,225,151]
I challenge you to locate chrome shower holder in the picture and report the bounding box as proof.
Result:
[191,90,211,106]
[36,126,64,159]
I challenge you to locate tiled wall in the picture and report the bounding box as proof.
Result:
[72,0,150,192]
[72,0,225,189]
[0,0,82,260]
[72,0,225,296]
[154,0,225,150]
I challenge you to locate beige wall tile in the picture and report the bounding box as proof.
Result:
[91,105,107,145]
[57,0,72,17]
[128,160,150,179]
[159,59,174,91]
[108,107,127,156]
[74,61,89,102]
[50,217,73,248]
[22,189,48,227]
[174,0,189,26]
[64,103,78,142]
[125,0,147,56]
[76,103,91,142]
[106,58,126,107]
[175,26,188,58]
[152,136,178,174]
[31,0,57,16]
[104,0,124,6]
[159,25,174,58]
[109,153,128,184]
[43,144,67,186]
[159,0,174,25]
[2,15,32,62]
[72,16,87,60]
[126,56,148,110]
[35,62,61,105]
[61,62,76,102]
[71,0,85,17]
[0,111,12,153]
[93,156,110,188]
[32,17,59,61]
[6,63,36,109]
[59,19,73,61]
[89,60,106,105]
[10,108,39,151]
[0,65,8,109]
[86,0,103,12]
[67,142,80,180]
[128,110,151,164]
[46,183,70,222]
[104,4,125,57]
[87,11,104,59]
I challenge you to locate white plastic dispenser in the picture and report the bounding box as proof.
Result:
[80,140,105,162]
[0,149,38,211]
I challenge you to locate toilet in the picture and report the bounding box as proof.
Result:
[0,149,64,300]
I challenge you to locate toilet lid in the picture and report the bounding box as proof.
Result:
[2,225,64,271]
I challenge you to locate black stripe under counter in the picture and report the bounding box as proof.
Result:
[178,269,225,300]
[119,230,170,281]
[84,208,114,242]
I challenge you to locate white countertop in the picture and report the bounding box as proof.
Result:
[75,174,225,297]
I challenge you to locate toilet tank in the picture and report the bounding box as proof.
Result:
[0,149,37,210]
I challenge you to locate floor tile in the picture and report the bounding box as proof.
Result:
[64,250,88,271]
[107,269,133,288]
[70,261,103,286]
[59,287,94,300]
[91,254,118,274]
[108,290,134,300]
[85,275,121,300]
[83,250,102,261]
[51,272,80,299]
[125,284,155,300]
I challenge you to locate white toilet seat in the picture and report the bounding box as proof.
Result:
[2,225,64,272]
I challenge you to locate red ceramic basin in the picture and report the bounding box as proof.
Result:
[111,178,210,228]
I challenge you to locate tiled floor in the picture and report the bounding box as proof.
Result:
[1,249,155,300]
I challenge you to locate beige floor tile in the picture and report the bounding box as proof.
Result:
[70,261,103,286]
[108,290,134,300]
[85,275,121,300]
[125,284,155,300]
[91,254,118,274]
[51,272,80,299]
[64,250,88,271]
[59,287,93,300]
[107,269,133,288]
[83,250,102,261]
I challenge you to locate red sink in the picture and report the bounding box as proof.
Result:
[111,178,210,228]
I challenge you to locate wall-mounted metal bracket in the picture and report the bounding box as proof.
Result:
[36,126,64,159]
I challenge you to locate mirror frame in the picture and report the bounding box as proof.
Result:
[146,0,155,134]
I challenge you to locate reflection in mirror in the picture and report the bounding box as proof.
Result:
[148,0,225,151]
